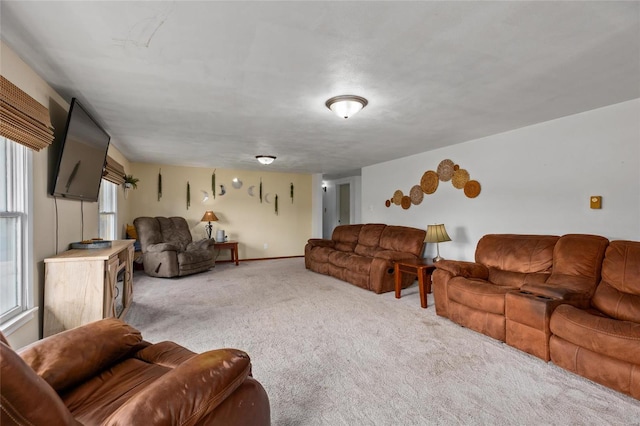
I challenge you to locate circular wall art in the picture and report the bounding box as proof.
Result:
[392,190,404,205]
[410,185,424,205]
[437,159,455,181]
[464,180,481,198]
[385,199,391,208]
[452,169,470,189]
[420,171,439,194]
[401,196,411,209]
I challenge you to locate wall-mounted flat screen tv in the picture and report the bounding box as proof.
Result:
[51,98,110,202]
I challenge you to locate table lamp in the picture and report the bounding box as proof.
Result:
[201,211,219,239]
[425,224,451,262]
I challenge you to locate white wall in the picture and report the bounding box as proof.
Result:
[362,99,640,261]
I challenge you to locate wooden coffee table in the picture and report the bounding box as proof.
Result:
[394,259,436,308]
[214,240,239,265]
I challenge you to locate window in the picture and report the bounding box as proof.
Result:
[99,180,117,240]
[0,137,33,328]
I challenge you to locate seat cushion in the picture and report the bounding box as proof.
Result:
[177,249,213,273]
[328,251,372,275]
[63,358,170,424]
[550,304,640,365]
[448,277,516,315]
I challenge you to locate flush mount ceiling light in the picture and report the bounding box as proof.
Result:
[325,95,368,119]
[256,155,276,165]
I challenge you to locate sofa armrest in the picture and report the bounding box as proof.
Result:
[147,242,180,253]
[188,238,215,251]
[106,349,252,425]
[18,318,142,392]
[434,260,489,279]
[307,238,335,249]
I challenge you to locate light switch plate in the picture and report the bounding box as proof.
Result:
[590,196,602,209]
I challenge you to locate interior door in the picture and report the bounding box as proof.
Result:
[338,183,350,225]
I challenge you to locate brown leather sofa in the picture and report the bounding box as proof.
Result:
[134,216,215,278]
[305,224,426,294]
[433,234,608,358]
[550,240,640,399]
[0,318,270,425]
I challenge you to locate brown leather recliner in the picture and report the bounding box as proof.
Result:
[134,216,215,278]
[550,240,640,399]
[0,318,271,425]
[305,224,426,294]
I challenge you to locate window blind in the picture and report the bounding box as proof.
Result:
[103,155,125,185]
[0,75,54,151]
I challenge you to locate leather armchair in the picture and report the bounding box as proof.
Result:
[550,240,640,399]
[134,216,215,277]
[0,318,271,425]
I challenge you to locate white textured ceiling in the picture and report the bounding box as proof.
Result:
[1,1,639,177]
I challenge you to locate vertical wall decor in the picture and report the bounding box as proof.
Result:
[211,170,216,199]
[290,183,294,203]
[187,181,191,209]
[157,168,162,201]
[259,178,263,203]
[275,194,279,215]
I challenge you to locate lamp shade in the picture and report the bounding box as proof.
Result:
[201,211,219,222]
[425,224,451,243]
[325,95,368,119]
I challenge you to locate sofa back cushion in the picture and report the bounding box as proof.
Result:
[354,224,386,257]
[476,234,559,273]
[332,225,363,252]
[378,226,426,257]
[157,217,193,250]
[134,217,163,251]
[591,240,640,323]
[545,234,609,292]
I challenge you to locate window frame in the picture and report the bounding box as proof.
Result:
[0,137,36,335]
[99,179,118,240]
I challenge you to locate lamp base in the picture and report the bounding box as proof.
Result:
[205,222,213,239]
[432,255,445,263]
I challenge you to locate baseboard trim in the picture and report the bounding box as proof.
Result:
[216,255,303,263]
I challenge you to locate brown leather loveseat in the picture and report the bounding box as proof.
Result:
[305,224,426,294]
[134,216,215,278]
[0,318,270,425]
[433,233,608,360]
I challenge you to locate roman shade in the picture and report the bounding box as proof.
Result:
[0,75,54,151]
[103,155,125,185]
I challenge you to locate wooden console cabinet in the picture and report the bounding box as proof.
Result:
[44,240,135,337]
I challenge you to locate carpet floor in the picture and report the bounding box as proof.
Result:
[125,258,640,425]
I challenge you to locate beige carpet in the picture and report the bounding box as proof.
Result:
[125,258,640,425]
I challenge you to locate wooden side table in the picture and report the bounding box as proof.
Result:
[214,240,239,265]
[394,259,436,308]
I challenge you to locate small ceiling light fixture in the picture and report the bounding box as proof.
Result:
[325,95,368,119]
[256,155,276,165]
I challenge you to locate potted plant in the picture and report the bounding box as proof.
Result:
[123,174,139,190]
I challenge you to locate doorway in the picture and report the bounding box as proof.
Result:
[338,183,350,225]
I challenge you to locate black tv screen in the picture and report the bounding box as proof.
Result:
[51,98,110,202]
